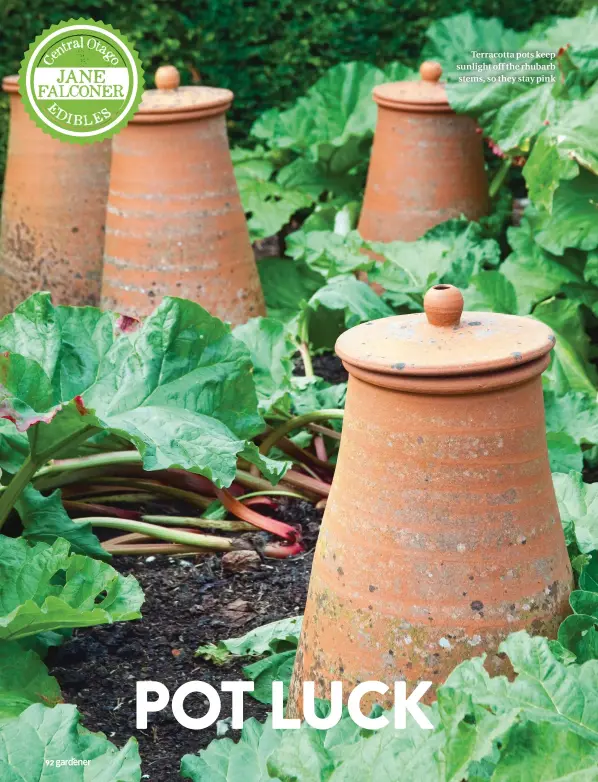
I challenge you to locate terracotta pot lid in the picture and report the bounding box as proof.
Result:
[373,61,450,111]
[2,75,19,94]
[336,284,556,377]
[132,65,233,123]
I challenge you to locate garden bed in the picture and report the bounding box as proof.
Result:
[49,499,320,781]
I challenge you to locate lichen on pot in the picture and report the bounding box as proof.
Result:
[288,283,573,716]
[0,75,110,315]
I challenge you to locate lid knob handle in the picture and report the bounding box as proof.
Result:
[155,65,181,91]
[424,284,464,327]
[420,61,443,82]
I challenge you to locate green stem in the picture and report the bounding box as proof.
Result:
[489,157,512,199]
[235,469,278,492]
[299,341,314,377]
[238,490,306,501]
[34,450,141,480]
[0,455,39,531]
[142,515,254,532]
[75,517,234,551]
[259,409,344,456]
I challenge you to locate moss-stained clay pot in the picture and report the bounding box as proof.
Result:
[358,62,489,244]
[0,75,110,314]
[101,66,265,324]
[287,284,573,716]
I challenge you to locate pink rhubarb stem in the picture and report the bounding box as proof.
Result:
[215,487,300,543]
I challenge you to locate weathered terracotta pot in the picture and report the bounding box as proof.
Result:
[0,75,110,314]
[358,62,489,244]
[288,284,572,715]
[101,66,264,324]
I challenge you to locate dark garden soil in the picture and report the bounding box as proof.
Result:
[293,351,348,384]
[49,499,321,781]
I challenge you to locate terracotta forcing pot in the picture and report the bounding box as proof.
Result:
[288,284,573,715]
[0,75,110,314]
[101,66,265,324]
[358,61,489,244]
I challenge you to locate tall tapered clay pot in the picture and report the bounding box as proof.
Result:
[288,284,572,715]
[0,75,110,314]
[101,66,264,324]
[358,62,489,244]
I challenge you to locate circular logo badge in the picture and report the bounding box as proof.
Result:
[19,18,144,144]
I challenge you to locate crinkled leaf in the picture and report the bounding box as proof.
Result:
[0,537,143,641]
[444,631,598,743]
[0,703,141,781]
[17,485,107,560]
[180,715,282,782]
[423,12,522,74]
[0,641,61,724]
[0,294,116,402]
[523,94,598,212]
[234,318,295,414]
[258,257,326,324]
[0,295,275,487]
[462,271,518,314]
[492,719,598,781]
[236,165,313,240]
[501,217,586,314]
[252,62,413,174]
[544,391,598,447]
[286,229,372,280]
[533,298,598,395]
[553,471,598,554]
[368,219,501,304]
[196,616,302,664]
[533,168,598,255]
[524,8,598,55]
[290,377,347,416]
[304,277,393,351]
[243,649,296,705]
[547,432,583,474]
[276,158,362,202]
[0,418,30,473]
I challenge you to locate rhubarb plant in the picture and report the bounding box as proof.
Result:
[0,293,289,532]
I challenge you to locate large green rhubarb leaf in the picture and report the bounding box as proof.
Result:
[501,217,586,314]
[368,219,500,309]
[0,294,286,488]
[233,318,295,415]
[181,716,283,782]
[423,12,522,73]
[304,277,393,351]
[0,703,141,781]
[533,298,598,396]
[446,46,598,156]
[252,61,413,175]
[17,485,107,560]
[0,641,61,725]
[0,537,143,641]
[233,148,313,240]
[533,168,598,255]
[523,94,598,212]
[444,631,598,744]
[196,616,302,665]
[286,229,372,280]
[553,471,598,554]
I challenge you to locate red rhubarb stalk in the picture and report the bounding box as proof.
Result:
[215,488,300,543]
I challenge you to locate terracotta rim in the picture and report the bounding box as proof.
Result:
[342,354,551,395]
